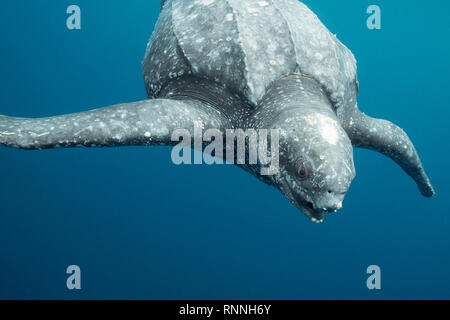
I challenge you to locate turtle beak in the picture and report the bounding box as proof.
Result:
[279,180,328,223]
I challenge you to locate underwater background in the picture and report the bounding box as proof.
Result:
[0,0,449,299]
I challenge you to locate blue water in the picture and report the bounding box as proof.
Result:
[0,0,449,299]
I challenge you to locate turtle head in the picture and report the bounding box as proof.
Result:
[274,113,355,223]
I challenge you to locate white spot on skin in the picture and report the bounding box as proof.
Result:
[258,1,269,6]
[199,0,214,6]
[225,13,234,21]
[144,132,151,138]
[317,115,339,145]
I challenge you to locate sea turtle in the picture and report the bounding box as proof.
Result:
[0,0,434,222]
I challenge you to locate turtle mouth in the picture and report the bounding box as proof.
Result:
[293,196,328,223]
[280,181,335,223]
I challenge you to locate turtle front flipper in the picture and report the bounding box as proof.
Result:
[338,105,435,197]
[0,98,231,150]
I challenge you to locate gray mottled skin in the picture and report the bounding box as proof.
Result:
[0,0,434,222]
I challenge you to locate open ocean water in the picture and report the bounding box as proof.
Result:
[0,0,449,299]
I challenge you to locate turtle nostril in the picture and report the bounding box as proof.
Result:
[327,190,332,194]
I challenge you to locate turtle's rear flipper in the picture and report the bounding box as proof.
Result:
[338,105,435,198]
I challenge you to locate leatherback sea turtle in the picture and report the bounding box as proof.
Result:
[0,0,434,222]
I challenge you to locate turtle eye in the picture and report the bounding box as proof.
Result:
[297,162,308,180]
